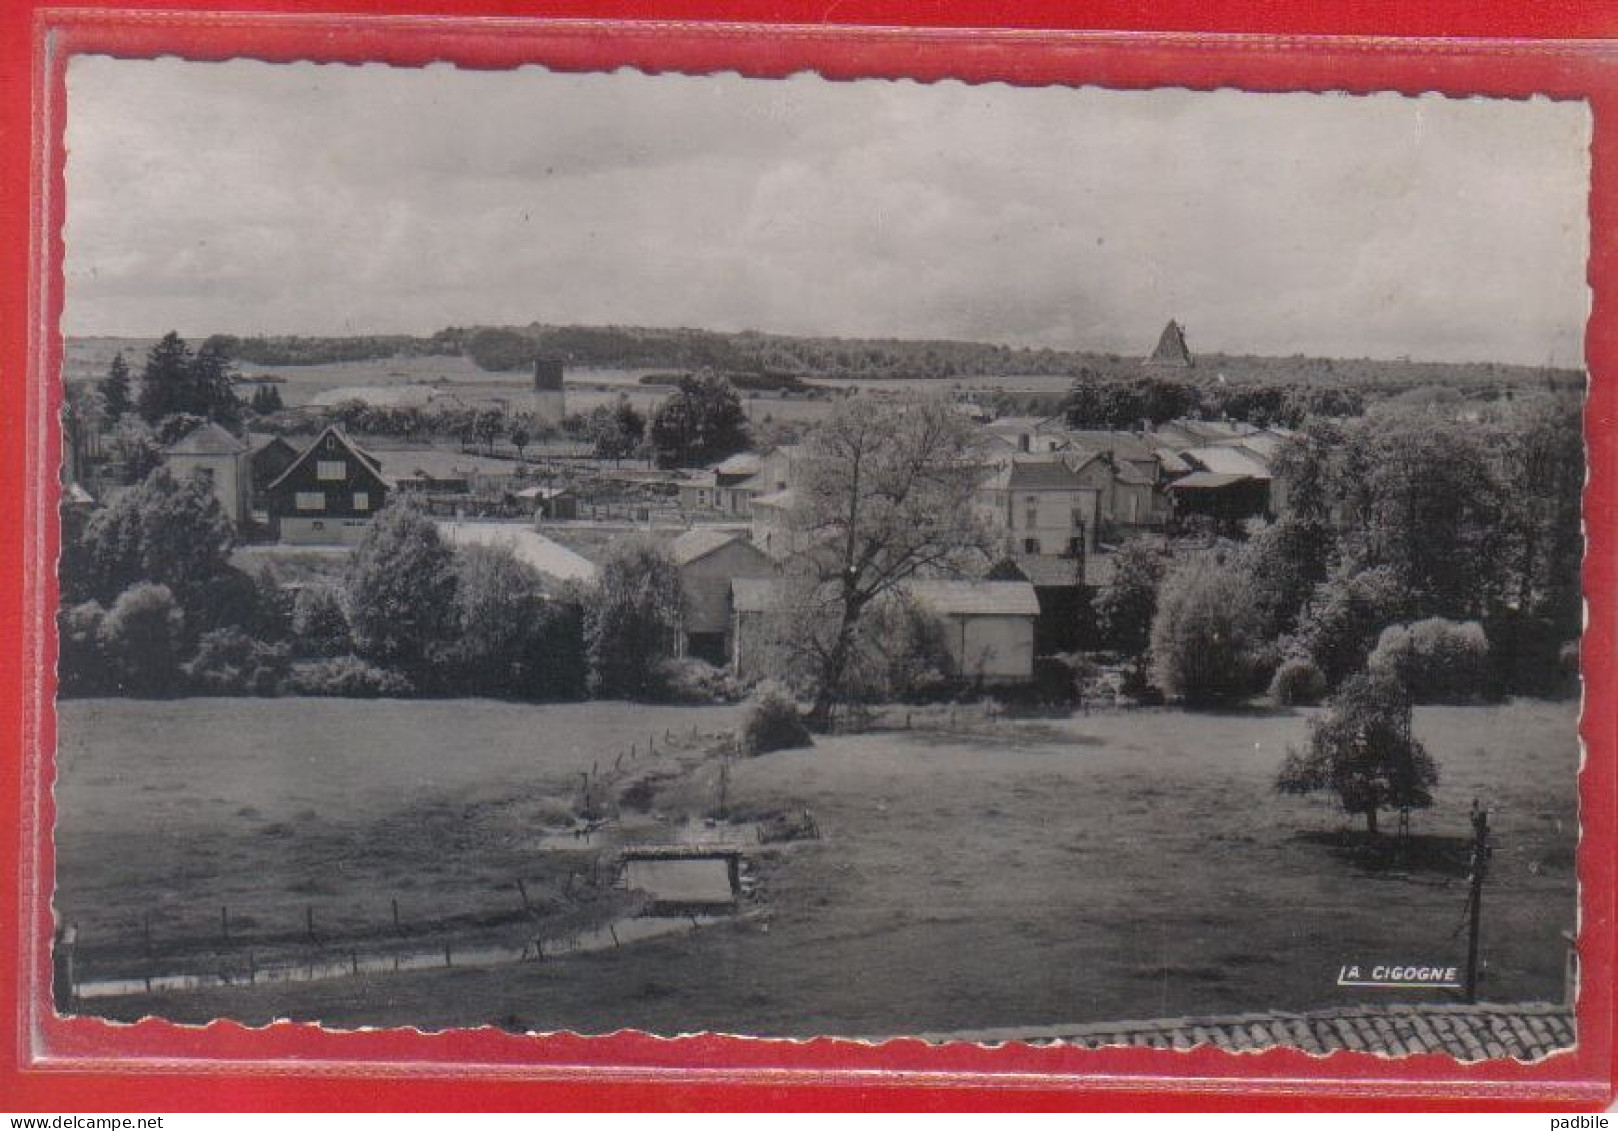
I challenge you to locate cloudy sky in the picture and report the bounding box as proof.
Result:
[64,57,1591,365]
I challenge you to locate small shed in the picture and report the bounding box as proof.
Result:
[906,580,1040,684]
[670,527,775,665]
[515,484,579,521]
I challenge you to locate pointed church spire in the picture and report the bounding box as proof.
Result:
[1145,320,1194,368]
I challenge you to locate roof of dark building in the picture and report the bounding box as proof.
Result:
[983,457,1095,493]
[1170,471,1253,491]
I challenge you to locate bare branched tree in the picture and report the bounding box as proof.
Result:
[779,395,993,730]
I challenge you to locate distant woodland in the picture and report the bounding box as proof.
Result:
[200,324,1585,391]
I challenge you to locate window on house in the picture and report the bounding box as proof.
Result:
[190,467,216,486]
[353,492,370,512]
[295,491,325,512]
[1024,506,1038,530]
[1023,537,1040,554]
[317,460,347,481]
[1072,508,1087,529]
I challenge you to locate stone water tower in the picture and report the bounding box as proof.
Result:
[531,355,566,426]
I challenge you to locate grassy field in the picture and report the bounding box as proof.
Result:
[55,699,741,963]
[59,698,1578,1037]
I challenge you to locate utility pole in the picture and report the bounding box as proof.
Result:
[1464,799,1492,1003]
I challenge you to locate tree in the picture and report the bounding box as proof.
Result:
[1096,538,1169,657]
[58,601,111,696]
[62,466,235,613]
[586,395,646,462]
[290,584,351,657]
[779,395,993,729]
[98,582,186,697]
[136,332,194,424]
[584,539,683,699]
[473,409,504,456]
[1367,618,1491,704]
[1277,671,1438,836]
[509,423,530,462]
[534,582,590,700]
[848,589,956,702]
[135,331,244,429]
[105,418,164,484]
[99,352,133,422]
[1295,565,1410,688]
[466,327,535,372]
[190,338,244,430]
[1363,422,1506,618]
[345,500,458,675]
[249,384,285,415]
[649,372,748,467]
[1148,551,1266,706]
[1500,396,1582,632]
[1241,517,1331,638]
[1065,372,1197,430]
[450,542,549,696]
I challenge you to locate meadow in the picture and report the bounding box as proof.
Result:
[54,698,742,963]
[59,697,1580,1037]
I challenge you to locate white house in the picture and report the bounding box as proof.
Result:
[164,422,253,528]
[975,455,1101,559]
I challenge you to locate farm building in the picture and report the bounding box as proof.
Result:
[905,580,1041,684]
[668,527,775,665]
[262,426,390,545]
[1167,472,1271,527]
[164,422,253,528]
[436,521,599,589]
[677,471,720,512]
[730,578,1039,685]
[709,452,764,516]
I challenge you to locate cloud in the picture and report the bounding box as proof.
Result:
[64,58,1591,365]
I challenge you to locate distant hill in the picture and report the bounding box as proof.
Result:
[64,324,1584,393]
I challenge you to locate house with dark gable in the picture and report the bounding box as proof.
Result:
[263,426,390,545]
